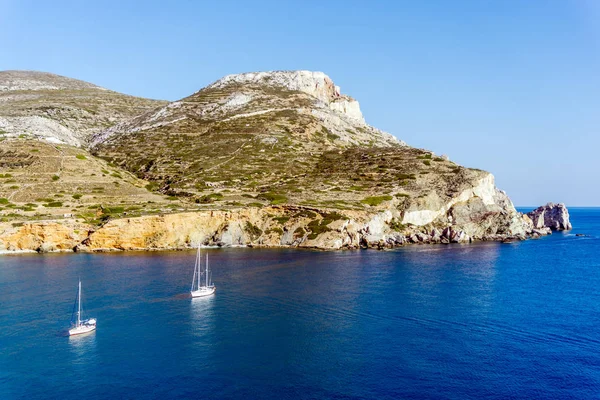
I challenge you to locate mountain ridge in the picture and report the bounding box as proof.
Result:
[0,70,167,147]
[91,69,401,148]
[0,70,105,92]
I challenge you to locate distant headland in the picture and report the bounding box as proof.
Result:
[0,70,570,253]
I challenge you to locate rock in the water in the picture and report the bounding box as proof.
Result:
[430,228,442,243]
[532,228,552,236]
[527,203,572,231]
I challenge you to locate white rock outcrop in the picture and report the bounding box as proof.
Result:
[401,173,499,226]
[224,93,253,109]
[209,70,366,124]
[360,211,393,245]
[527,203,572,231]
[0,116,80,146]
[329,97,364,122]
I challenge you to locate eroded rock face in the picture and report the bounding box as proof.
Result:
[0,201,572,254]
[397,172,528,240]
[210,71,338,103]
[401,174,498,226]
[208,70,366,123]
[0,220,90,252]
[328,97,364,123]
[527,203,572,231]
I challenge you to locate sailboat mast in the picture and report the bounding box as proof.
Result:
[206,253,209,287]
[197,248,201,289]
[77,280,81,327]
[191,254,196,292]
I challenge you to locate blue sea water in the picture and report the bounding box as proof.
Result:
[1,208,599,399]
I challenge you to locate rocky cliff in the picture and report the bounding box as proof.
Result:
[527,203,572,231]
[209,70,366,123]
[0,198,568,253]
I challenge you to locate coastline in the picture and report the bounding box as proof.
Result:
[0,203,571,255]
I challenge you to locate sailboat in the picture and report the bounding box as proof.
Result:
[191,247,216,298]
[68,280,97,336]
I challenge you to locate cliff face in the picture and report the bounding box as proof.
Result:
[0,197,532,253]
[0,220,90,253]
[208,70,365,123]
[527,203,572,231]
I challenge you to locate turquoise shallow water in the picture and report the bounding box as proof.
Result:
[1,208,599,399]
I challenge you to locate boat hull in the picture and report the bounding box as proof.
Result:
[69,323,97,336]
[191,286,216,298]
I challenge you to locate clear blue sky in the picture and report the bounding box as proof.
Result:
[1,0,598,206]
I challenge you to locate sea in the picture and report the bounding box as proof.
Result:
[0,208,599,399]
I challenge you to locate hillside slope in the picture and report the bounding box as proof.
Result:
[0,71,167,146]
[0,138,191,228]
[91,71,403,207]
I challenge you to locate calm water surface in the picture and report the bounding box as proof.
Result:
[1,208,599,399]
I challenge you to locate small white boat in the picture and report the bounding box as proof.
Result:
[191,247,216,298]
[68,280,97,336]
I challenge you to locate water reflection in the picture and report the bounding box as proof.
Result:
[68,330,97,363]
[190,295,215,338]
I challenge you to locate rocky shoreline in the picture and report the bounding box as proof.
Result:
[0,203,571,254]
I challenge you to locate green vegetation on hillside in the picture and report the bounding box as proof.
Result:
[0,139,189,223]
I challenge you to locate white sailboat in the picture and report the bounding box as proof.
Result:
[191,247,216,298]
[68,280,97,336]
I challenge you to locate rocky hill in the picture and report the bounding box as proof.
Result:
[0,70,569,253]
[90,70,402,207]
[0,71,166,146]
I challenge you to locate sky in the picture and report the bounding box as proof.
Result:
[1,0,599,206]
